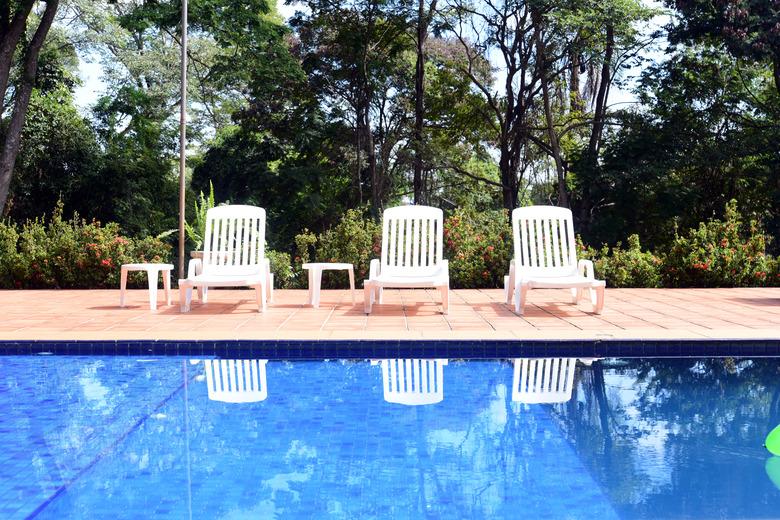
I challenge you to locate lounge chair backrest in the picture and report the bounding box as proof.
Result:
[381,205,443,277]
[512,206,578,278]
[204,359,268,403]
[512,358,576,404]
[202,205,265,276]
[376,358,448,406]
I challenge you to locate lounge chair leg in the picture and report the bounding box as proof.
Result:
[201,287,208,303]
[364,282,373,314]
[255,283,266,313]
[180,283,192,312]
[594,285,605,314]
[268,273,274,304]
[440,285,449,315]
[514,284,529,315]
[571,287,580,304]
[506,263,515,305]
[378,287,384,304]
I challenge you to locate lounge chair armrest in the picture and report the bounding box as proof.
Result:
[440,259,449,282]
[369,258,380,279]
[187,258,203,279]
[578,259,595,279]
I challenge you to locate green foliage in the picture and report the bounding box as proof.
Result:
[663,200,777,287]
[579,234,662,288]
[266,249,294,289]
[184,182,216,250]
[666,0,780,92]
[314,209,382,287]
[8,87,102,223]
[90,87,179,237]
[572,47,780,250]
[0,202,171,289]
[444,208,512,289]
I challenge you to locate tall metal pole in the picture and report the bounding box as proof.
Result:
[178,0,188,281]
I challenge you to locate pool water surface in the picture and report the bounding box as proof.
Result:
[0,356,778,518]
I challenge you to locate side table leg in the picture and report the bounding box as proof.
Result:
[348,268,355,305]
[120,267,128,307]
[163,269,171,306]
[312,267,323,309]
[147,269,158,311]
[307,269,314,306]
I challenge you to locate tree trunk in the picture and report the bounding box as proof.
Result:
[0,0,36,120]
[365,104,380,218]
[499,145,516,210]
[587,24,614,159]
[569,48,582,113]
[413,0,436,205]
[533,14,568,208]
[578,23,614,231]
[0,0,59,214]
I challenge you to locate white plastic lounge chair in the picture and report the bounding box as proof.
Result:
[364,205,449,314]
[506,206,605,315]
[204,359,269,403]
[512,358,577,404]
[371,359,448,405]
[179,205,273,312]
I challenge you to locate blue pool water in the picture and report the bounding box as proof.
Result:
[1,356,779,518]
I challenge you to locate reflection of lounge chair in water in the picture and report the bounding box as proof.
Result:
[371,359,448,405]
[204,359,269,403]
[512,358,577,404]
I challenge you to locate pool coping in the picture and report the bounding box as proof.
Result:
[2,338,780,359]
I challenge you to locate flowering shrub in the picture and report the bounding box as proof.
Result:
[292,209,381,289]
[0,202,170,289]
[7,201,775,290]
[662,200,778,287]
[579,234,662,288]
[444,208,512,289]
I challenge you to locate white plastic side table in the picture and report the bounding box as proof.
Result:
[302,263,355,309]
[120,263,174,311]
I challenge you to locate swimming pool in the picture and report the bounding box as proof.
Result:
[1,356,778,518]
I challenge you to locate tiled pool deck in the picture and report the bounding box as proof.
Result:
[0,287,777,343]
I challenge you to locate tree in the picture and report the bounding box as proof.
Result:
[573,47,780,249]
[412,0,437,204]
[440,0,549,210]
[292,0,412,215]
[439,0,656,212]
[6,86,102,223]
[0,0,60,214]
[667,0,780,94]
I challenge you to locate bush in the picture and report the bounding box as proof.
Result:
[579,234,662,288]
[266,249,294,289]
[662,200,778,287]
[293,209,381,288]
[444,208,512,289]
[0,202,171,289]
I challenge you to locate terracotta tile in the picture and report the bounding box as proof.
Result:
[0,287,778,342]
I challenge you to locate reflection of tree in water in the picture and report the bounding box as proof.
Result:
[550,358,780,517]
